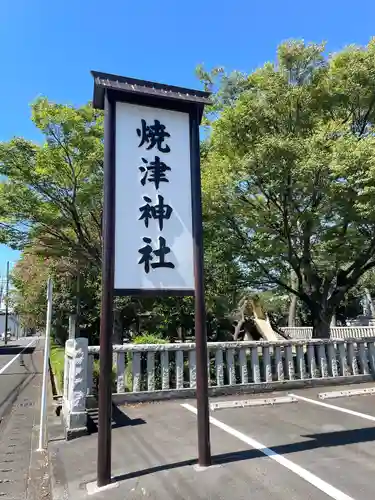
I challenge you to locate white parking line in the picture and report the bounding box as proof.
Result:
[289,393,375,423]
[181,403,355,500]
[0,338,38,375]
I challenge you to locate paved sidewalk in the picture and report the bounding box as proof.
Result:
[0,338,51,500]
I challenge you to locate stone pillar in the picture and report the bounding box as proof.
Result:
[63,337,88,440]
[69,314,77,339]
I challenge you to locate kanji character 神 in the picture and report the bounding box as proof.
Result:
[139,194,173,231]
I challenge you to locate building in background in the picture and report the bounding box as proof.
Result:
[0,311,21,337]
[0,273,23,338]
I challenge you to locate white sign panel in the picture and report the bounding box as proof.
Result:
[115,102,194,292]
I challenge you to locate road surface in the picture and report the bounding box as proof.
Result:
[0,336,39,423]
[0,336,48,499]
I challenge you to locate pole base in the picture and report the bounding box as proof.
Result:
[86,480,119,496]
[194,463,220,472]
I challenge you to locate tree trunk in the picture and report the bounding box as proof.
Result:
[288,295,297,327]
[233,319,245,340]
[364,288,375,318]
[288,270,298,327]
[330,311,336,327]
[312,312,332,339]
[177,326,185,343]
[113,310,122,344]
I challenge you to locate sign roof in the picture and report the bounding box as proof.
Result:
[91,71,211,111]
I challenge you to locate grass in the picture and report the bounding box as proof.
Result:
[49,343,65,394]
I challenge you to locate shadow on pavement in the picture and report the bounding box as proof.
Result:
[87,404,146,434]
[0,346,36,355]
[112,425,375,483]
[0,372,36,419]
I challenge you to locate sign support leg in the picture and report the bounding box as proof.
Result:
[190,107,211,467]
[97,91,116,488]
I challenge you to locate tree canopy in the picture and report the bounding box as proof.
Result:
[202,39,375,337]
[0,98,104,264]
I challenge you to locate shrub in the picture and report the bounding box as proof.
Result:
[49,343,65,393]
[92,358,117,394]
[132,334,167,345]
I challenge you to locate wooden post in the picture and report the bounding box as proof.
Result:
[97,91,115,487]
[190,106,211,466]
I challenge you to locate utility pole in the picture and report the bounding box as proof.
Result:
[4,261,9,345]
[76,260,81,338]
[38,278,53,450]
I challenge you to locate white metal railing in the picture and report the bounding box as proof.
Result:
[86,338,375,401]
[281,327,313,339]
[281,326,375,340]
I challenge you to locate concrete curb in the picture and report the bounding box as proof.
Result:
[48,412,70,500]
[105,374,375,405]
[319,386,375,399]
[25,339,52,500]
[210,395,298,411]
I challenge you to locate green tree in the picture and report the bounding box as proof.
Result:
[11,251,102,344]
[0,99,105,341]
[10,253,50,330]
[202,39,375,337]
[0,98,104,264]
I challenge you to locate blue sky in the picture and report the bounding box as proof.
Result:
[1,0,375,273]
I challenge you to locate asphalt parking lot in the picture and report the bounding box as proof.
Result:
[199,382,375,500]
[50,380,375,499]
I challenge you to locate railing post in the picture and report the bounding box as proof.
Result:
[251,346,261,383]
[147,351,156,391]
[347,341,359,375]
[116,351,125,393]
[239,347,249,384]
[207,348,211,387]
[175,350,184,389]
[318,343,329,378]
[161,351,170,390]
[285,344,295,380]
[327,342,339,377]
[275,345,284,381]
[132,352,141,392]
[262,346,272,382]
[189,350,197,389]
[227,348,236,385]
[215,348,224,387]
[307,343,317,378]
[358,341,370,374]
[338,342,349,376]
[296,344,306,379]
